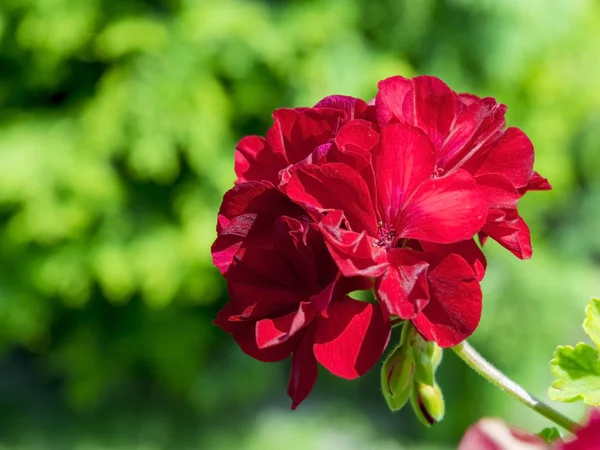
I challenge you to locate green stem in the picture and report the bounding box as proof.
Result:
[452,341,579,433]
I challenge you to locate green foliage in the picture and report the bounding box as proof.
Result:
[0,0,599,447]
[549,299,600,405]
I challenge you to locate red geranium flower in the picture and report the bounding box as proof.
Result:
[214,216,390,409]
[284,120,487,346]
[376,75,551,259]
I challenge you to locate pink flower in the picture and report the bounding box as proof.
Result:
[214,216,390,409]
[459,409,600,450]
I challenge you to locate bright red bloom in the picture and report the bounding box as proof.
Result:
[214,216,390,409]
[284,121,487,346]
[459,409,600,450]
[376,75,551,259]
[235,96,374,185]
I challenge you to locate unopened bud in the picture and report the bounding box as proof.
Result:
[414,341,443,386]
[381,343,415,411]
[411,382,445,427]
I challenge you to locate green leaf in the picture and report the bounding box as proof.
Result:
[549,298,600,405]
[549,343,600,404]
[537,427,561,443]
[583,298,600,348]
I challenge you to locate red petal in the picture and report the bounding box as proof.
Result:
[314,95,371,121]
[373,123,436,225]
[256,302,317,349]
[464,127,534,190]
[288,328,319,409]
[212,182,303,274]
[402,76,458,150]
[475,173,520,210]
[438,97,507,172]
[313,299,391,379]
[482,210,532,259]
[521,171,552,193]
[412,253,482,347]
[376,75,413,124]
[284,163,379,235]
[319,210,388,277]
[334,120,379,151]
[228,320,299,363]
[421,239,487,282]
[375,248,430,319]
[235,135,288,184]
[397,170,487,243]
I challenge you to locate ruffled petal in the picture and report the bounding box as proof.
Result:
[482,209,532,259]
[376,75,413,124]
[235,135,288,184]
[412,253,482,347]
[313,298,390,379]
[256,302,317,349]
[464,127,534,190]
[288,328,319,409]
[438,97,506,172]
[319,210,388,278]
[284,163,379,235]
[402,76,458,150]
[314,95,373,121]
[397,170,487,244]
[375,248,430,319]
[373,123,436,225]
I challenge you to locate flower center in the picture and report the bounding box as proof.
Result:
[373,221,397,250]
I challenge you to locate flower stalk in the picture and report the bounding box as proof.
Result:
[452,340,579,432]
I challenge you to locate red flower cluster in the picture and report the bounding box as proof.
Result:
[212,75,550,408]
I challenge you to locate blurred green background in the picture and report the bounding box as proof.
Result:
[0,0,598,448]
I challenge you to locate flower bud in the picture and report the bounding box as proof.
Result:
[411,382,445,427]
[381,343,415,411]
[413,340,443,386]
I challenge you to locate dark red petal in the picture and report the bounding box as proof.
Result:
[319,210,389,277]
[229,320,299,363]
[314,95,371,121]
[313,298,390,379]
[288,328,319,410]
[402,76,458,150]
[376,75,413,124]
[256,302,317,349]
[412,253,482,347]
[438,97,506,172]
[397,170,487,244]
[235,135,287,184]
[482,210,532,259]
[374,123,436,224]
[284,163,379,235]
[521,171,552,193]
[334,120,379,151]
[212,182,303,274]
[464,127,534,190]
[285,109,346,164]
[421,239,487,282]
[375,248,430,319]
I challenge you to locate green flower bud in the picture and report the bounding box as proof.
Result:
[381,342,415,411]
[411,382,445,427]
